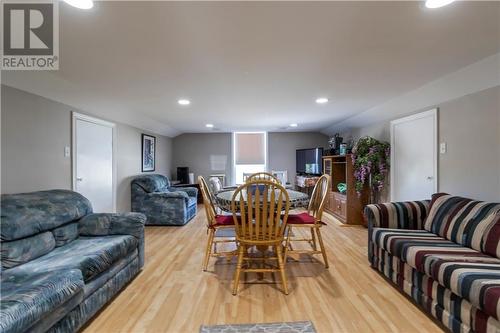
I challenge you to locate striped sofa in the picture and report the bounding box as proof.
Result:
[365,193,500,333]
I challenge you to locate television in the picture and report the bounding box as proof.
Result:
[296,148,324,175]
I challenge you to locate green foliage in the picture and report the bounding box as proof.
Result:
[351,136,390,195]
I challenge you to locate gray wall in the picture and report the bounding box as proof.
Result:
[172,133,233,184]
[268,132,329,184]
[349,86,500,201]
[1,85,173,212]
[172,131,329,186]
[115,124,173,212]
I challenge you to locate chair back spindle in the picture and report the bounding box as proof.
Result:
[231,180,290,244]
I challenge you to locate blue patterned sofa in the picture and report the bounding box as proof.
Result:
[131,174,197,226]
[0,190,146,333]
[365,193,500,333]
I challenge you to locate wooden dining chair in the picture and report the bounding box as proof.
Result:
[284,174,331,268]
[242,173,252,183]
[198,176,236,271]
[245,172,280,183]
[207,176,224,194]
[231,180,290,295]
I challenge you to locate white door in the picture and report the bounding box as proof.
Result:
[390,109,438,201]
[73,113,115,212]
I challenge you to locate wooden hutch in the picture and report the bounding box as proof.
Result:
[322,154,369,225]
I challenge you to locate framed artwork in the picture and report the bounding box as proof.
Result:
[141,134,156,172]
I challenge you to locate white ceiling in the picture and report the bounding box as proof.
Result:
[3,1,500,137]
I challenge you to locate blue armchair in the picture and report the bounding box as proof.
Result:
[131,174,198,226]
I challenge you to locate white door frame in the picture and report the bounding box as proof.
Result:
[390,108,438,201]
[72,112,117,212]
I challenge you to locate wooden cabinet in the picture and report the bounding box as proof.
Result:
[322,154,369,225]
[331,192,347,221]
[340,195,347,219]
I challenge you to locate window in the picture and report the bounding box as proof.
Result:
[233,132,267,184]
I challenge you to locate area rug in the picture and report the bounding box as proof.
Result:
[200,321,316,333]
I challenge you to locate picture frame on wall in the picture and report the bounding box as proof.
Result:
[142,134,156,172]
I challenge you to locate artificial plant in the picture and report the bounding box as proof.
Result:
[351,136,390,199]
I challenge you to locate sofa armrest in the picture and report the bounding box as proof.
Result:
[146,191,189,205]
[364,200,430,231]
[170,186,198,198]
[79,212,146,267]
[151,191,188,199]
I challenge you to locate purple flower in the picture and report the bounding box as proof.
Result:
[352,137,390,195]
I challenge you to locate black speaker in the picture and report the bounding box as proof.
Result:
[177,167,189,184]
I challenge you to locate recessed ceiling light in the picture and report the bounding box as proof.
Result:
[63,0,94,9]
[177,99,190,106]
[425,0,455,8]
[205,124,214,128]
[290,123,298,128]
[315,97,329,104]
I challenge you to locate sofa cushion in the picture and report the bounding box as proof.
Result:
[52,223,79,247]
[0,190,92,241]
[1,232,55,269]
[78,213,146,241]
[0,269,84,333]
[131,174,170,193]
[371,228,479,267]
[10,236,138,282]
[483,211,500,258]
[372,228,500,320]
[424,193,500,252]
[419,252,500,320]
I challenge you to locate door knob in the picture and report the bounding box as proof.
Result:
[76,177,83,181]
[427,176,433,180]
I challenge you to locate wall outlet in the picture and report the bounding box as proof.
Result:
[440,142,447,154]
[64,146,71,157]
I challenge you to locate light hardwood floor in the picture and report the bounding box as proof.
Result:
[83,207,443,333]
